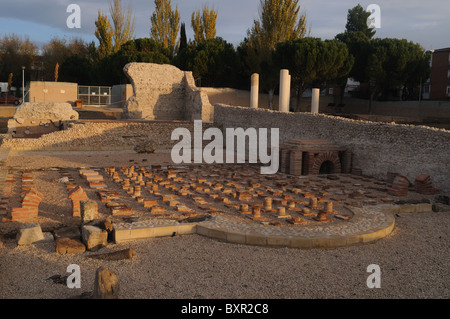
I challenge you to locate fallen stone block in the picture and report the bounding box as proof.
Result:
[16,223,45,245]
[56,237,86,255]
[82,225,108,251]
[54,226,81,240]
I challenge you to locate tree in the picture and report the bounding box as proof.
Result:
[179,22,187,52]
[59,55,94,84]
[150,0,180,57]
[366,38,430,109]
[6,73,13,103]
[54,62,59,82]
[109,0,135,52]
[184,37,239,88]
[342,4,375,39]
[41,37,70,81]
[0,34,38,88]
[335,4,376,102]
[95,10,114,61]
[273,37,354,111]
[244,0,310,108]
[191,5,217,44]
[248,0,309,50]
[95,38,171,85]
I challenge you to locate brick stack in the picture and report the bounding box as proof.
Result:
[79,169,106,189]
[20,172,34,196]
[415,174,440,195]
[388,175,410,196]
[11,188,44,221]
[68,186,89,217]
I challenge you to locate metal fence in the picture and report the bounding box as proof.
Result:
[78,86,111,106]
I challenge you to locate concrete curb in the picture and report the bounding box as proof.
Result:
[111,203,436,249]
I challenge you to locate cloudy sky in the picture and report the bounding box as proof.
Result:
[0,0,448,51]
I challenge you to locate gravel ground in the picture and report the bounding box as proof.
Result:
[0,210,448,299]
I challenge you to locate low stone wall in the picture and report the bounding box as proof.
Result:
[0,120,219,152]
[213,104,450,196]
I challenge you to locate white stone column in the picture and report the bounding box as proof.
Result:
[250,73,259,108]
[279,69,290,112]
[311,88,320,114]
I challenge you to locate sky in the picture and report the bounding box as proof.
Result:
[0,0,448,51]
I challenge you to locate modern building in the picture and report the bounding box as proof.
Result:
[427,47,450,100]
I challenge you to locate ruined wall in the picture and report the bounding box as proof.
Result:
[123,63,186,120]
[122,63,211,121]
[185,72,213,122]
[213,104,450,196]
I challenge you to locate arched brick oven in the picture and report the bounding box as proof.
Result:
[279,140,351,176]
[311,151,342,175]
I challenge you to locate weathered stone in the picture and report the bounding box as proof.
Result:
[82,225,108,251]
[16,223,45,246]
[134,141,156,154]
[93,267,119,299]
[55,237,86,255]
[81,200,98,224]
[13,102,79,121]
[54,226,81,240]
[122,63,212,121]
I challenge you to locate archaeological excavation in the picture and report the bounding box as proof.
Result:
[0,62,449,300]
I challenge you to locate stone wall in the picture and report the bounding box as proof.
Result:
[122,63,211,121]
[213,104,450,196]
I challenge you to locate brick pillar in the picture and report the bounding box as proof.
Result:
[289,150,302,175]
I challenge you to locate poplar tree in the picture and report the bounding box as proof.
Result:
[150,0,180,57]
[94,10,114,61]
[191,6,218,44]
[109,0,135,52]
[248,0,309,50]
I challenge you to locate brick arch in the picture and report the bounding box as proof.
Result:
[311,151,341,175]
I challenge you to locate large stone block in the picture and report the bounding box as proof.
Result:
[55,237,86,255]
[16,223,45,246]
[13,102,79,121]
[82,225,108,251]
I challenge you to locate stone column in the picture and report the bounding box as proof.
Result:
[311,88,320,113]
[279,69,290,112]
[250,73,259,109]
